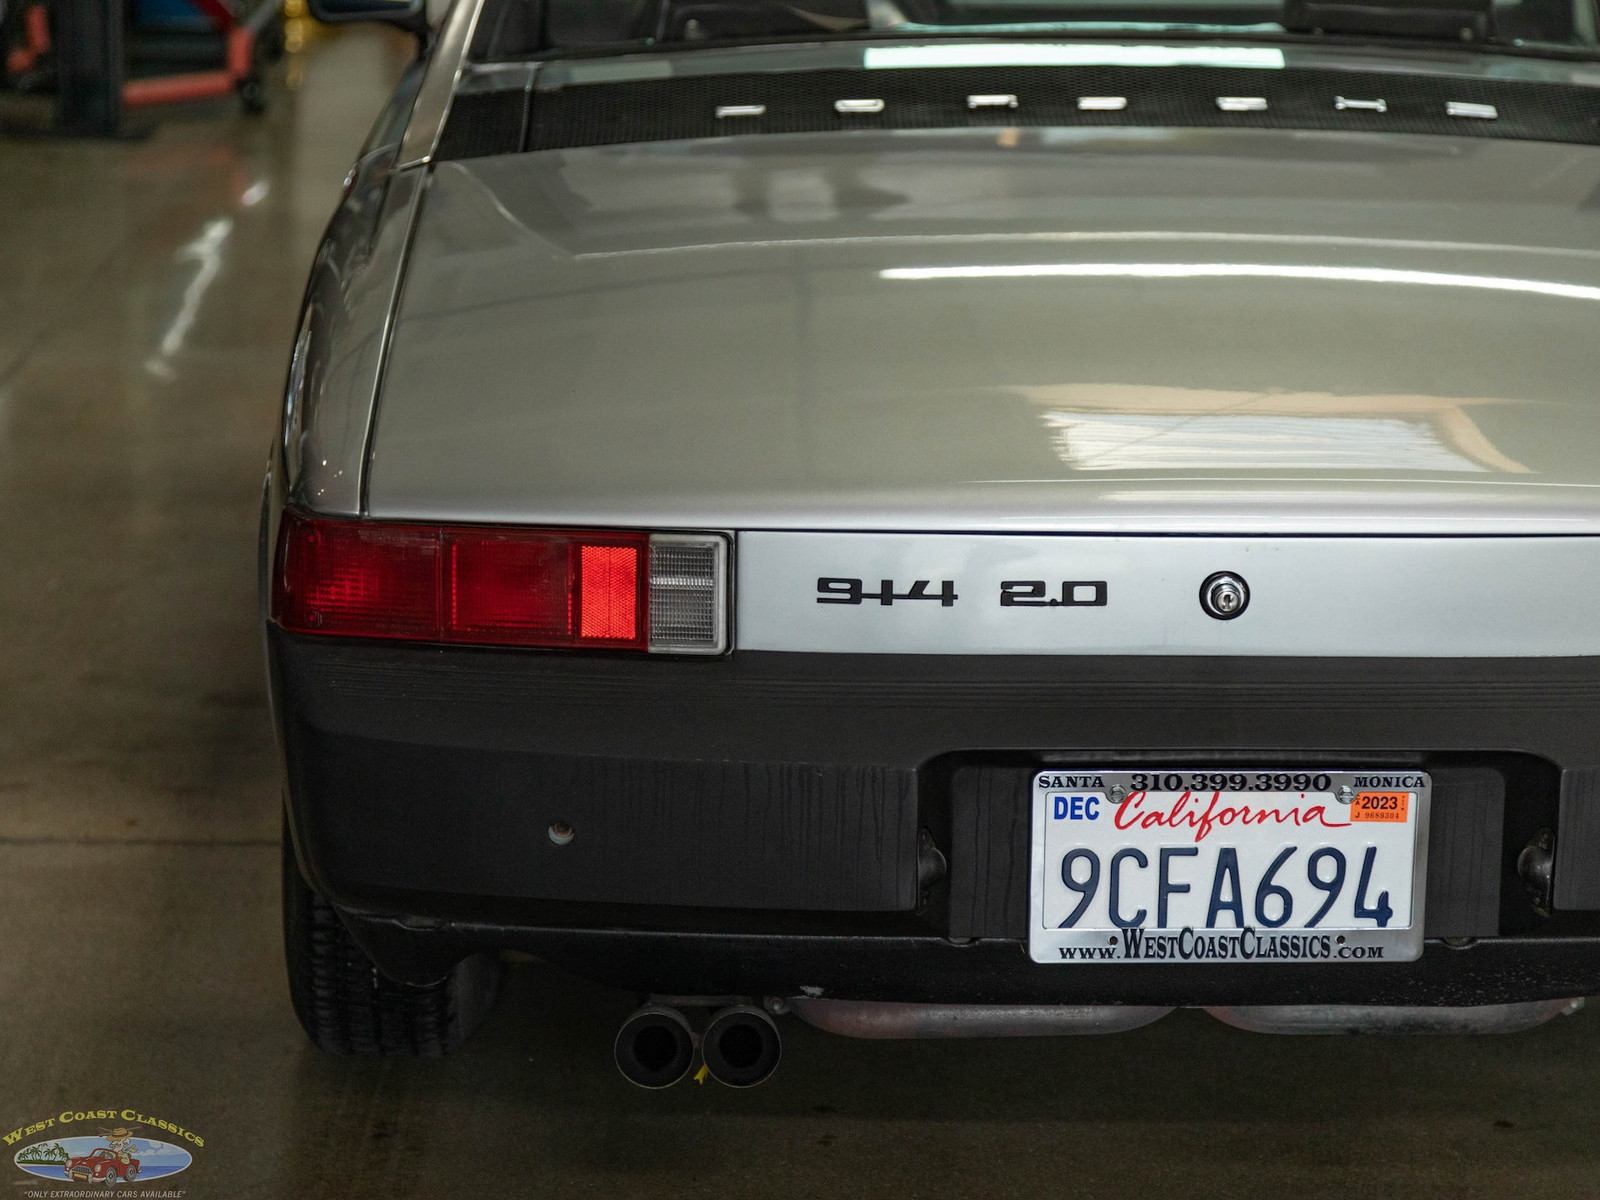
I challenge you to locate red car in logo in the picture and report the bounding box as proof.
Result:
[64,1148,140,1184]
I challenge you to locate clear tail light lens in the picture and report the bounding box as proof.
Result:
[272,509,727,654]
[647,534,727,653]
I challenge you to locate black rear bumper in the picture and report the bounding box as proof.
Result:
[269,628,1600,1002]
[340,916,1600,1007]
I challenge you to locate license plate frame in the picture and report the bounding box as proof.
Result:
[1028,768,1432,965]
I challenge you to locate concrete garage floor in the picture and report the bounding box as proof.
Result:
[2,27,1600,1200]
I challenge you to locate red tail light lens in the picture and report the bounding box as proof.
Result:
[273,509,648,650]
[577,544,640,640]
[445,533,572,639]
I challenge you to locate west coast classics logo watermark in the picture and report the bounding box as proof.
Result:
[6,1109,202,1196]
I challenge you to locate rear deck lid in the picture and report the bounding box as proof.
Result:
[367,127,1600,534]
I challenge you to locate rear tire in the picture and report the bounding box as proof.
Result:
[282,822,501,1056]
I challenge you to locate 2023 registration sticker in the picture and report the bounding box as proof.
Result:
[1028,770,1432,965]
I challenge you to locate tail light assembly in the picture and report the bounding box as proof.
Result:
[271,509,728,654]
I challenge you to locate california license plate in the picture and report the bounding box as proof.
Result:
[1029,769,1431,964]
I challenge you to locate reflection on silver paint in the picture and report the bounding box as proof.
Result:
[1042,412,1495,472]
[573,229,1600,264]
[294,166,425,515]
[881,261,1600,302]
[455,60,537,94]
[862,43,1286,68]
[282,307,314,491]
[396,0,486,168]
[527,38,1600,90]
[369,130,1600,534]
[735,531,1600,656]
[1023,384,1532,474]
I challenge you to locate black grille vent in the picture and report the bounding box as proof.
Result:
[436,63,1600,160]
[436,88,531,161]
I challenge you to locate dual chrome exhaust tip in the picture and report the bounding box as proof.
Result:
[615,1003,782,1089]
[616,995,1585,1086]
[613,1006,698,1089]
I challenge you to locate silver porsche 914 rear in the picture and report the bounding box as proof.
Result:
[266,0,1600,1082]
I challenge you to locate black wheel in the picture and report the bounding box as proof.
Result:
[239,75,267,116]
[282,822,502,1056]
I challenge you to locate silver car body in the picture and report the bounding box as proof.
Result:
[267,0,1600,1036]
[285,11,1600,661]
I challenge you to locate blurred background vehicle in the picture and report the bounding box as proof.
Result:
[1,0,288,133]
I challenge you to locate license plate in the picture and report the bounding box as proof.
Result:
[1029,769,1431,964]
